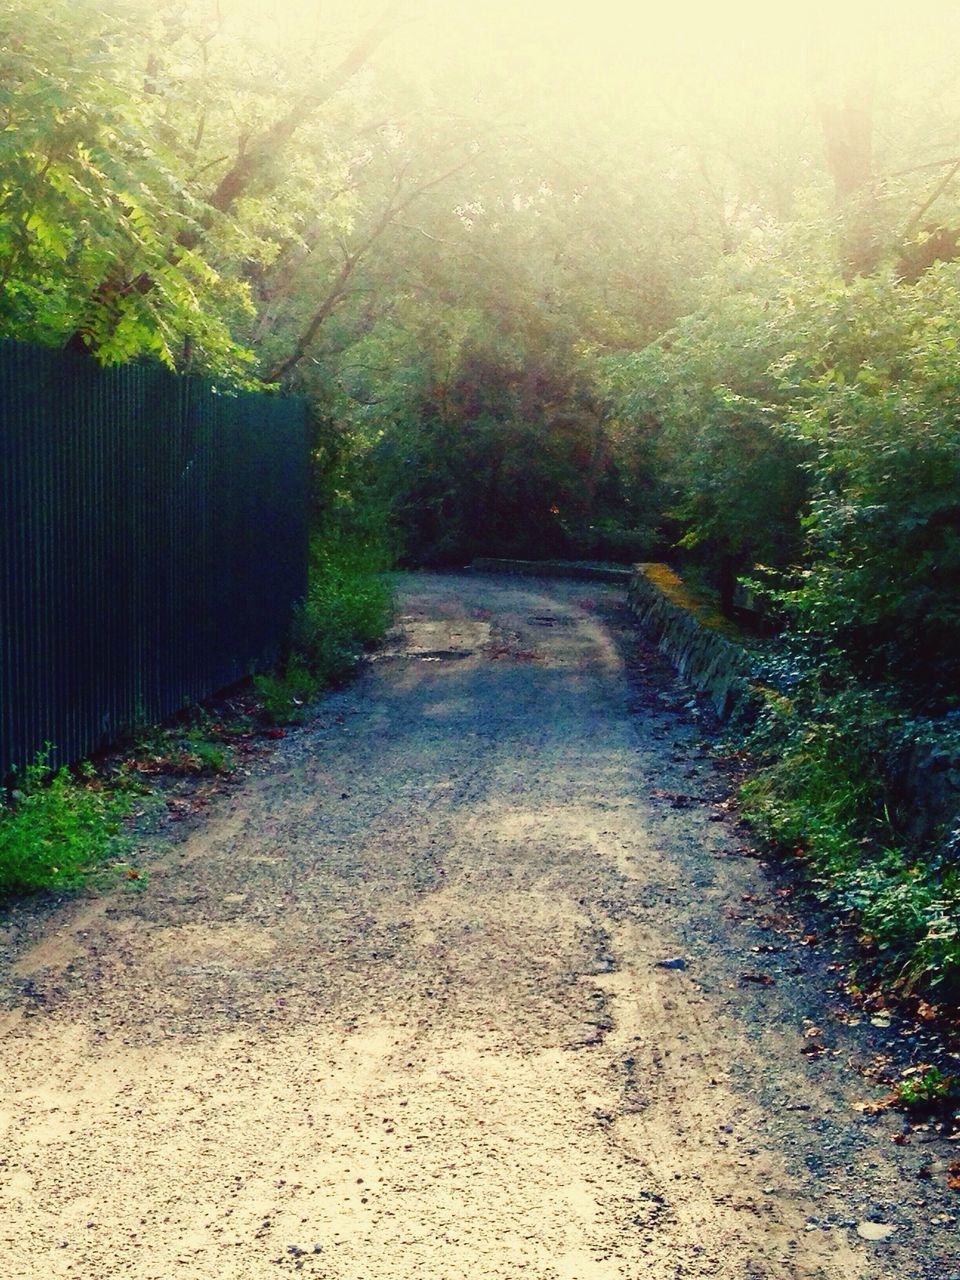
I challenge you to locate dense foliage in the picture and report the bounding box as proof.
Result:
[4,1,960,989]
[254,520,394,722]
[0,757,130,895]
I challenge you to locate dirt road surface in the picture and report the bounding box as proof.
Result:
[1,573,958,1280]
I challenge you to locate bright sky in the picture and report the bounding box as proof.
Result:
[207,0,960,167]
[405,0,915,70]
[223,0,960,88]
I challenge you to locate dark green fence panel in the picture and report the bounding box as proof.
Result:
[0,341,309,775]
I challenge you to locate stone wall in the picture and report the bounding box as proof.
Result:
[895,731,960,844]
[626,564,760,720]
[627,563,960,843]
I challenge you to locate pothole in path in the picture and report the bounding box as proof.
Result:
[375,618,491,661]
[411,648,474,661]
[369,648,474,663]
[528,614,577,627]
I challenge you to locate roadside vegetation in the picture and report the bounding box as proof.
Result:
[741,682,960,1000]
[615,262,960,1001]
[254,519,394,724]
[0,757,133,897]
[0,525,392,898]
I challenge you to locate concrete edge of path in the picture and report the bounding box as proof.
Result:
[468,557,633,583]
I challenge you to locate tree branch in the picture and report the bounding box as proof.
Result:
[182,2,402,247]
[65,3,403,357]
[900,158,960,244]
[886,154,960,179]
[265,153,475,384]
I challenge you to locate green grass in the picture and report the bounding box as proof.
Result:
[0,755,132,897]
[254,529,393,723]
[0,526,393,897]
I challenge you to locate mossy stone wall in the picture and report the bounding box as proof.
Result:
[626,564,760,720]
[628,563,960,844]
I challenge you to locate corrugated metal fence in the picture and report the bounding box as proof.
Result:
[0,340,310,775]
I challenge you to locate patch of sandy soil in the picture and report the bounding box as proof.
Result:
[0,572,958,1279]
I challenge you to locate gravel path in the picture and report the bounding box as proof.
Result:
[0,572,957,1279]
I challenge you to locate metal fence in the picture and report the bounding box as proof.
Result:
[0,340,310,775]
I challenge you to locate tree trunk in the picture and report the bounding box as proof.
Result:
[817,80,878,276]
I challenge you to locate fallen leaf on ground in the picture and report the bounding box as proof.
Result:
[854,1099,891,1114]
[834,1010,862,1026]
[801,1042,827,1057]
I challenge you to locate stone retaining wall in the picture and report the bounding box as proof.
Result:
[628,563,960,843]
[896,733,960,843]
[626,564,759,720]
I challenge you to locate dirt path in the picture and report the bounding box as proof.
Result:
[1,573,957,1280]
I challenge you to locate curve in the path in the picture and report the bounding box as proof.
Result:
[0,573,953,1280]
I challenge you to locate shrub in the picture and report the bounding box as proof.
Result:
[890,1065,960,1113]
[254,657,318,725]
[254,527,393,722]
[741,681,960,996]
[0,756,131,896]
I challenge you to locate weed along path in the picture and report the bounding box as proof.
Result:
[0,572,957,1280]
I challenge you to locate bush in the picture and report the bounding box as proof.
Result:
[254,657,318,726]
[762,265,960,703]
[597,253,813,607]
[741,681,960,996]
[0,756,131,896]
[254,527,393,722]
[609,245,960,999]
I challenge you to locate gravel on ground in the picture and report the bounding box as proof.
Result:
[1,572,958,1279]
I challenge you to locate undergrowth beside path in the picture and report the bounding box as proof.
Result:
[254,530,393,723]
[0,757,133,897]
[741,683,960,1010]
[0,530,393,899]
